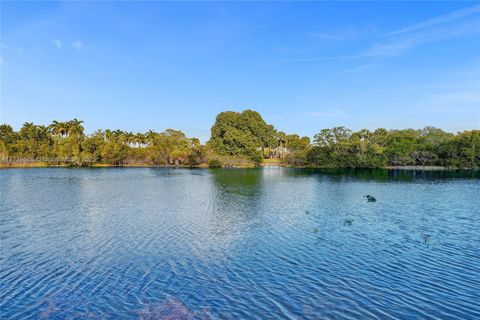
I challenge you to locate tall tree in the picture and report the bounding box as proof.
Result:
[208,110,277,162]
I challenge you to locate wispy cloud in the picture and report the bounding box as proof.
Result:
[309,29,358,41]
[365,38,418,58]
[336,64,376,75]
[366,19,480,58]
[277,4,480,63]
[52,39,62,50]
[72,40,83,51]
[383,4,480,37]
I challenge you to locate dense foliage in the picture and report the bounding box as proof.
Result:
[307,126,480,168]
[1,112,478,168]
[0,120,206,166]
[208,110,278,163]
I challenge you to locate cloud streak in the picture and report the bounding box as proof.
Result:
[309,29,358,41]
[277,4,480,63]
[336,64,375,75]
[383,4,480,37]
[366,19,480,58]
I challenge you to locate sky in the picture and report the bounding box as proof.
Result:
[1,1,479,142]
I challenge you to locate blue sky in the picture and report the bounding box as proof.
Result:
[1,1,479,141]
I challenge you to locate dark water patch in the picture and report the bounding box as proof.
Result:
[137,297,210,320]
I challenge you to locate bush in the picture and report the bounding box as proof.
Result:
[208,158,223,168]
[248,151,264,165]
[283,150,308,166]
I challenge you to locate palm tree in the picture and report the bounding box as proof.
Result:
[112,130,125,142]
[20,122,34,134]
[67,119,85,137]
[49,120,68,137]
[145,130,157,146]
[105,129,113,142]
[135,133,146,147]
[124,132,135,146]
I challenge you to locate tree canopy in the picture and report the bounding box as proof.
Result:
[0,121,206,167]
[307,126,479,168]
[1,111,478,168]
[208,110,278,162]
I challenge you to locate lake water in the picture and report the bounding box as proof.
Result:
[1,168,479,319]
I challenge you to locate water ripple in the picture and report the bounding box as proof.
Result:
[1,168,479,319]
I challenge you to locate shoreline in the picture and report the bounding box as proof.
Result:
[0,162,475,170]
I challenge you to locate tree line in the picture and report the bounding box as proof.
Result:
[0,119,205,166]
[1,110,479,168]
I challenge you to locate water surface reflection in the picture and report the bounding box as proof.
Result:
[1,168,479,319]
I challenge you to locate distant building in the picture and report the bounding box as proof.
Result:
[263,138,289,159]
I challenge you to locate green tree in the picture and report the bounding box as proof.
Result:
[208,110,277,163]
[50,119,85,162]
[456,130,480,168]
[282,134,310,166]
[0,113,477,169]
[0,125,18,156]
[15,122,52,158]
[147,129,190,165]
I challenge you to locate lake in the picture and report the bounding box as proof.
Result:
[1,167,479,319]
